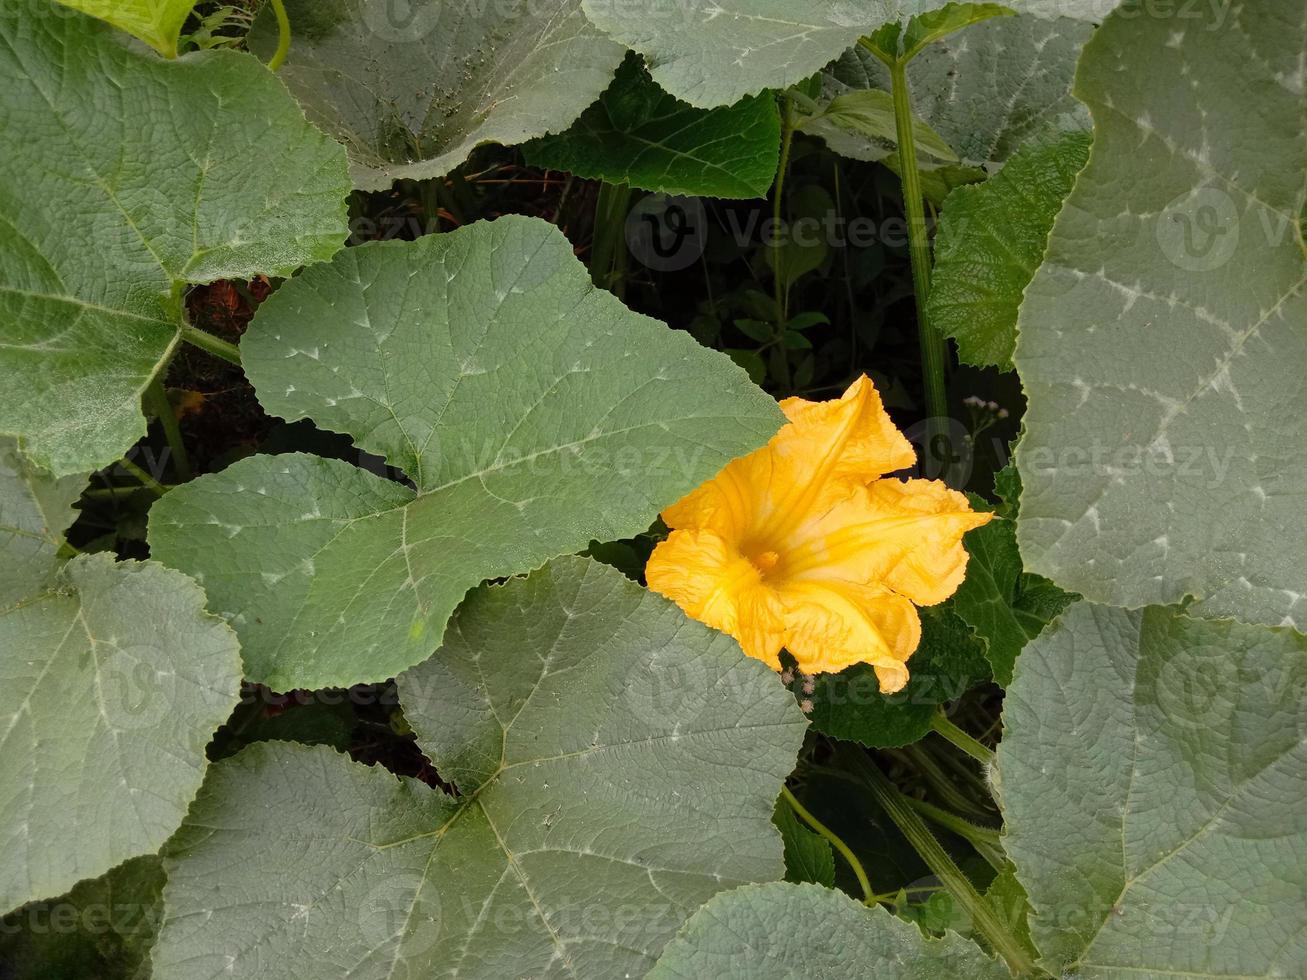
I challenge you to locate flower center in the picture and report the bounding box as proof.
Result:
[749,550,782,578]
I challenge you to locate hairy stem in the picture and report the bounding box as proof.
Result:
[143,380,192,482]
[847,751,1036,975]
[181,324,242,367]
[886,56,950,436]
[930,713,996,767]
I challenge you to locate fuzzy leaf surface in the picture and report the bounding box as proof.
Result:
[152,558,808,980]
[0,4,349,475]
[0,437,84,606]
[647,881,1008,978]
[149,216,783,691]
[0,554,241,915]
[999,602,1307,976]
[249,0,626,189]
[1014,0,1307,626]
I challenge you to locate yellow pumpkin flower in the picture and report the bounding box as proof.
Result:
[646,375,992,694]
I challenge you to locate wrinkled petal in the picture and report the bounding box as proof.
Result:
[784,479,992,606]
[646,529,787,668]
[648,375,988,688]
[778,580,921,692]
[662,375,915,544]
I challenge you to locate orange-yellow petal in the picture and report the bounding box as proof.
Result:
[784,478,992,606]
[777,580,921,692]
[646,529,787,669]
[662,375,916,543]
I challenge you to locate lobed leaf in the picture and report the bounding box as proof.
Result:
[646,881,1009,978]
[998,602,1307,976]
[151,557,808,980]
[248,0,627,190]
[0,554,242,915]
[1014,0,1307,625]
[149,215,783,692]
[0,2,350,476]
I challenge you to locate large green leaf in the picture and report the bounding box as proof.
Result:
[0,4,349,476]
[53,0,195,57]
[151,557,808,980]
[0,857,163,980]
[808,14,1091,169]
[149,216,782,691]
[580,1,1105,110]
[997,602,1307,977]
[0,554,242,915]
[524,53,782,198]
[249,0,626,190]
[647,882,1009,978]
[1014,0,1307,626]
[0,437,84,606]
[928,133,1091,371]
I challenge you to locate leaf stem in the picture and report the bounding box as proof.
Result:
[930,712,996,767]
[902,795,1006,871]
[781,786,874,906]
[266,0,292,72]
[772,93,797,336]
[143,380,192,482]
[181,324,242,367]
[846,750,1037,976]
[886,56,950,430]
[116,456,168,497]
[590,182,633,299]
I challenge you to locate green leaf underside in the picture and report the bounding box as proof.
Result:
[0,856,163,980]
[998,602,1307,977]
[647,882,1008,978]
[810,14,1091,170]
[0,554,241,915]
[249,0,626,190]
[804,606,990,748]
[524,53,782,199]
[773,799,836,887]
[953,514,1077,687]
[0,4,349,476]
[148,215,783,691]
[0,437,85,607]
[928,133,1091,372]
[1013,0,1307,627]
[52,0,196,57]
[152,558,808,980]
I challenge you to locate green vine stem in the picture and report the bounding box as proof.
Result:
[781,786,874,906]
[902,795,1006,871]
[590,182,633,300]
[117,456,168,497]
[861,36,950,450]
[266,0,292,72]
[846,750,1037,976]
[181,324,242,367]
[895,745,993,822]
[772,92,797,336]
[143,379,192,482]
[930,713,996,767]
